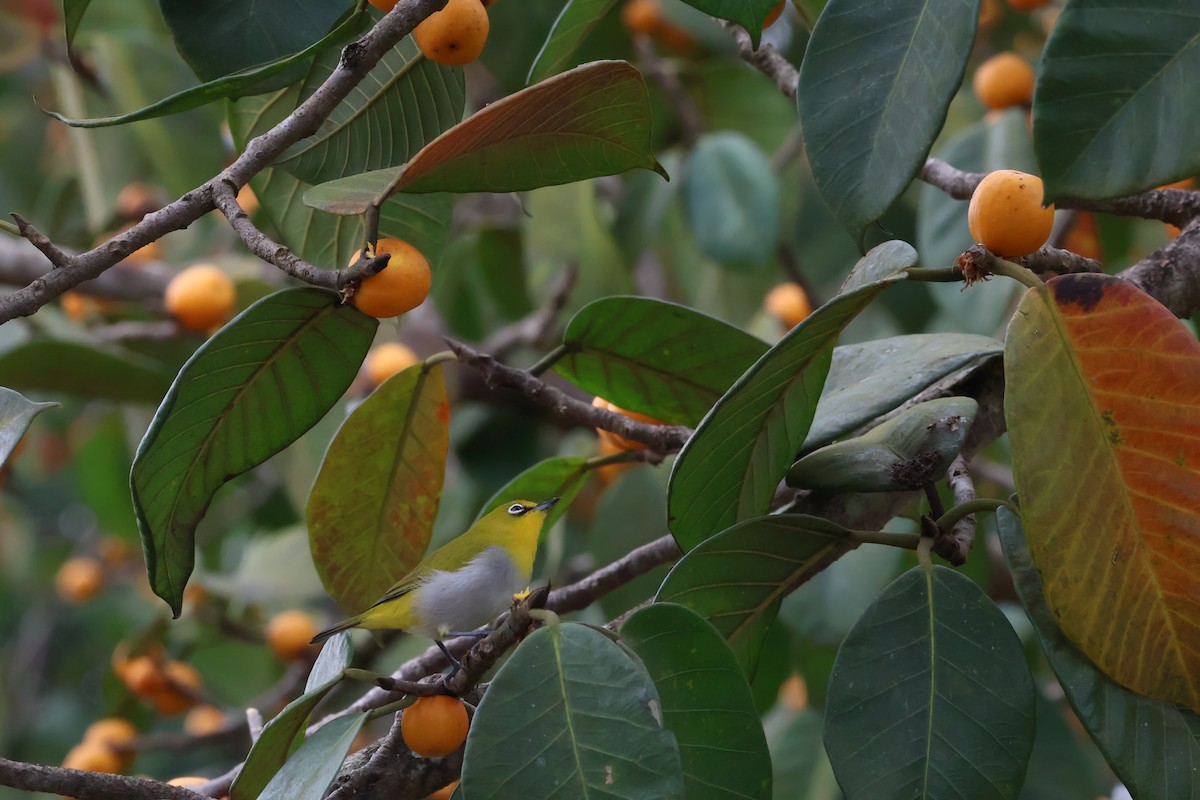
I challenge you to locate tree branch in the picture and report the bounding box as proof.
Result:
[0,0,448,324]
[0,236,170,304]
[0,758,206,800]
[718,20,797,100]
[936,455,976,565]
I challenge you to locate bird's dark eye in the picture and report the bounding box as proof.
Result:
[507,503,526,516]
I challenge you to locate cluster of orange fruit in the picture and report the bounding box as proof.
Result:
[371,0,495,66]
[112,644,205,716]
[621,0,785,52]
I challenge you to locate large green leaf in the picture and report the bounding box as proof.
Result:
[916,110,1037,271]
[681,131,782,269]
[258,712,366,800]
[131,289,377,616]
[73,411,138,538]
[63,0,91,55]
[998,508,1200,800]
[159,0,353,82]
[461,623,684,799]
[308,363,449,615]
[276,34,465,185]
[0,387,57,466]
[667,245,910,551]
[804,333,1001,451]
[621,603,772,800]
[1033,0,1200,199]
[230,633,352,800]
[678,0,779,48]
[528,0,621,84]
[656,514,851,675]
[303,60,664,213]
[555,296,769,426]
[0,338,173,404]
[824,565,1036,799]
[44,9,364,128]
[797,0,979,245]
[476,456,590,532]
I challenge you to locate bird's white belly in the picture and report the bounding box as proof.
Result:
[409,545,524,638]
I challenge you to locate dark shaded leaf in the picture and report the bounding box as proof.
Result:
[476,456,590,532]
[258,712,366,800]
[63,0,91,55]
[528,0,621,84]
[0,338,172,404]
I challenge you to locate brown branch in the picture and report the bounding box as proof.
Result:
[718,20,797,100]
[936,455,976,566]
[0,237,170,303]
[0,758,207,800]
[479,264,578,356]
[1120,220,1200,317]
[547,535,680,615]
[0,0,449,324]
[11,214,70,267]
[444,339,693,452]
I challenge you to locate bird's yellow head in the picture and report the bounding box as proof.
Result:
[478,497,559,575]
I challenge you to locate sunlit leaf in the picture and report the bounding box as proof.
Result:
[797,0,978,245]
[308,363,449,614]
[528,0,621,84]
[303,60,664,214]
[1034,0,1200,199]
[657,514,851,675]
[0,386,57,466]
[132,289,376,616]
[998,508,1200,800]
[462,623,684,799]
[555,296,769,426]
[230,633,353,800]
[621,603,772,800]
[824,565,1036,799]
[476,456,590,532]
[667,245,910,551]
[1006,273,1200,711]
[258,712,366,800]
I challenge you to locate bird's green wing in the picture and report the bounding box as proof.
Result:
[367,528,493,608]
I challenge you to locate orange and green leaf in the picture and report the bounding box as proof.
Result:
[1006,272,1200,711]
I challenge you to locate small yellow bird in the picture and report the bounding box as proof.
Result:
[310,497,559,664]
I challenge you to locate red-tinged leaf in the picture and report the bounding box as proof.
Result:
[307,362,449,614]
[1006,273,1200,711]
[303,60,665,214]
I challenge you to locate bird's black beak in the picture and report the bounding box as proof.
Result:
[533,497,561,512]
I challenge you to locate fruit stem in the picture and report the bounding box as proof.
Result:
[0,220,20,237]
[584,448,643,469]
[527,344,569,377]
[986,256,1045,290]
[935,498,1020,533]
[903,267,965,283]
[363,204,381,251]
[423,350,458,368]
[367,695,419,721]
[847,530,922,550]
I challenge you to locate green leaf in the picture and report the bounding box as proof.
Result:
[276,34,466,185]
[160,0,354,82]
[797,0,979,245]
[682,131,782,269]
[824,565,1036,799]
[555,296,769,426]
[0,338,172,404]
[303,60,665,213]
[656,514,851,675]
[131,289,377,616]
[258,712,366,800]
[916,110,1037,270]
[0,386,57,466]
[804,333,1002,450]
[678,0,779,48]
[230,633,353,800]
[667,248,909,551]
[621,603,773,800]
[308,363,449,615]
[1033,0,1200,199]
[476,456,591,532]
[73,411,138,538]
[997,508,1200,800]
[44,8,364,127]
[462,623,684,799]
[476,227,533,320]
[63,0,92,55]
[528,0,621,84]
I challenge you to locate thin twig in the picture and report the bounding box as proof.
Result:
[936,455,976,565]
[718,20,798,100]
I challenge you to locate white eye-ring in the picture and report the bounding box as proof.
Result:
[507,503,526,515]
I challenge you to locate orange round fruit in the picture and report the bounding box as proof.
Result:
[265,609,319,661]
[1006,0,1051,9]
[401,695,470,758]
[591,397,664,451]
[164,265,236,332]
[1061,212,1102,261]
[764,282,812,328]
[621,0,661,35]
[236,184,260,216]
[122,655,166,696]
[83,717,138,769]
[62,741,123,774]
[55,556,105,604]
[413,0,489,66]
[150,660,202,716]
[967,170,1055,257]
[594,433,636,486]
[184,704,227,736]
[1159,177,1196,191]
[167,777,208,787]
[977,0,1002,29]
[763,1,785,28]
[350,239,432,318]
[972,52,1035,111]
[777,673,808,710]
[365,343,420,386]
[427,781,459,800]
[1166,223,1182,239]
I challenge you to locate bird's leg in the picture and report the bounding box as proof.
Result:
[443,629,489,638]
[435,640,463,677]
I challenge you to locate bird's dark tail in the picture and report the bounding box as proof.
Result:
[310,616,360,645]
